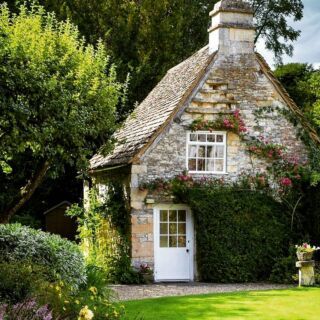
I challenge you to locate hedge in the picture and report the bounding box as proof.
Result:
[0,224,86,288]
[176,187,290,282]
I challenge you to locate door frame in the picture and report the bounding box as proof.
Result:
[153,204,194,282]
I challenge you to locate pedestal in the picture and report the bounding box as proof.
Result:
[296,260,315,286]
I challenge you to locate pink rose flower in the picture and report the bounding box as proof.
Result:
[280,177,292,187]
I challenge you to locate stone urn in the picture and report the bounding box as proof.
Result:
[296,251,313,261]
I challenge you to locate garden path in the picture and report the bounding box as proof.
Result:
[111,283,292,301]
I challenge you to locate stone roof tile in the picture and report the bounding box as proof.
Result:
[90,46,215,170]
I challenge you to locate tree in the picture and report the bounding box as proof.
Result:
[0,3,123,222]
[37,0,304,111]
[310,70,320,130]
[274,63,316,114]
[252,0,303,62]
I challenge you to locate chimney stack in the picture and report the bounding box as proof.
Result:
[208,0,255,55]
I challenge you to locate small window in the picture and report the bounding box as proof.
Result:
[187,132,226,174]
[159,210,187,248]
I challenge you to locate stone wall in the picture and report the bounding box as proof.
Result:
[129,52,309,268]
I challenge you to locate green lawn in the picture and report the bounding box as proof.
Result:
[123,288,320,320]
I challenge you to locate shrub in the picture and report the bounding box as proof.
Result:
[11,212,42,229]
[0,261,49,303]
[38,267,125,320]
[269,246,297,284]
[173,186,290,282]
[0,224,86,288]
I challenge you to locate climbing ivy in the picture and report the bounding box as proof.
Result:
[67,182,142,284]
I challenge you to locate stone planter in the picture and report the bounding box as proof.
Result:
[296,251,313,261]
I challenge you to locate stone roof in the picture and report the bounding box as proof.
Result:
[90,48,320,171]
[90,46,215,170]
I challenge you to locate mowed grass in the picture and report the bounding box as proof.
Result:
[123,288,320,320]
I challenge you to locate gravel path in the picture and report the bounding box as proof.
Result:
[110,283,292,301]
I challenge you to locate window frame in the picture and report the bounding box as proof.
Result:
[186,130,227,174]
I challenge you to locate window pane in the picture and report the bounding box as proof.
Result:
[206,159,215,172]
[178,210,186,222]
[160,210,168,222]
[160,236,168,247]
[197,159,205,171]
[207,146,214,158]
[160,223,168,234]
[178,223,186,234]
[188,145,197,158]
[198,134,206,142]
[190,133,197,141]
[216,146,224,158]
[169,236,177,247]
[169,210,177,222]
[169,223,177,234]
[207,134,215,142]
[215,159,224,172]
[216,134,224,142]
[188,159,196,171]
[198,146,205,157]
[178,236,186,247]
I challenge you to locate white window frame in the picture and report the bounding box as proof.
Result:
[186,131,227,174]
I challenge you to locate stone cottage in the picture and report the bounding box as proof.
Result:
[88,0,319,281]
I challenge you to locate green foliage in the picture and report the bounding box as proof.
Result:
[253,0,303,62]
[37,265,125,320]
[297,183,320,243]
[269,246,297,284]
[68,183,142,284]
[0,3,123,220]
[310,71,320,130]
[0,261,48,303]
[39,0,304,110]
[180,187,288,282]
[274,63,316,113]
[0,223,86,288]
[11,212,42,229]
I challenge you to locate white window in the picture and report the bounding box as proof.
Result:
[187,131,227,174]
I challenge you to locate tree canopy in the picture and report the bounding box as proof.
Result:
[274,63,317,114]
[0,3,123,222]
[310,71,320,130]
[38,0,304,112]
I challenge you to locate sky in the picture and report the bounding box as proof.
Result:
[256,0,320,69]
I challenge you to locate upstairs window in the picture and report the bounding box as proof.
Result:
[187,131,226,174]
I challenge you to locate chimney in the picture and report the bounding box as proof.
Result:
[208,0,255,55]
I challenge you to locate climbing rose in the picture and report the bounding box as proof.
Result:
[280,177,292,187]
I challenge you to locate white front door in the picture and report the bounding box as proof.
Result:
[154,205,194,281]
